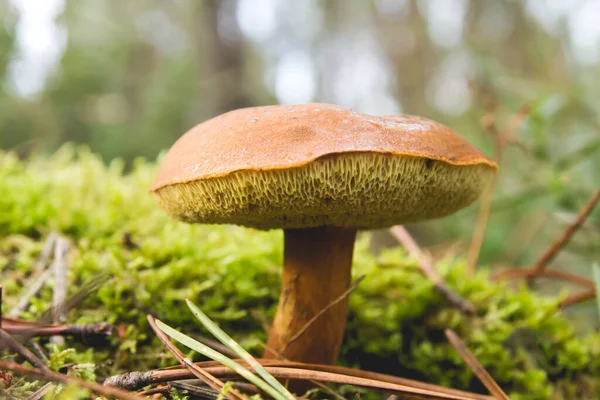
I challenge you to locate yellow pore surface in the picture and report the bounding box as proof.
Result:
[152,152,495,230]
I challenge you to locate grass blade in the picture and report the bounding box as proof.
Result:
[155,319,289,400]
[186,299,296,400]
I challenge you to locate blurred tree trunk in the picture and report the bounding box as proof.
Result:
[202,0,250,118]
[386,0,435,115]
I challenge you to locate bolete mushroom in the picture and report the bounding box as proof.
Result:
[150,103,497,366]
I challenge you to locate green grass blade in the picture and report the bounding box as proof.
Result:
[186,299,296,400]
[593,264,600,319]
[155,319,289,400]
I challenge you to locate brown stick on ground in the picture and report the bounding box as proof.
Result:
[105,360,495,400]
[445,329,510,400]
[146,314,245,400]
[51,236,70,346]
[0,327,47,371]
[264,226,356,365]
[0,360,140,400]
[106,360,495,399]
[2,317,113,337]
[9,232,58,318]
[390,226,475,314]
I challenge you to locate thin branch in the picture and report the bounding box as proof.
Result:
[105,359,494,400]
[390,226,475,314]
[136,384,172,398]
[176,366,488,400]
[169,382,220,400]
[530,186,600,279]
[51,236,70,346]
[559,288,596,307]
[444,329,510,400]
[27,339,49,363]
[9,233,58,318]
[146,314,246,400]
[493,268,594,288]
[284,275,365,350]
[0,328,47,370]
[9,268,54,318]
[467,103,531,274]
[36,232,58,270]
[0,360,140,400]
[24,382,53,400]
[2,317,113,337]
[259,341,347,400]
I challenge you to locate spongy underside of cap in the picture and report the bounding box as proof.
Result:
[152,152,495,230]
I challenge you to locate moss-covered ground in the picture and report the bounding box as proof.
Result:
[1,146,599,399]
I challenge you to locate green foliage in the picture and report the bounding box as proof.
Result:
[1,146,599,400]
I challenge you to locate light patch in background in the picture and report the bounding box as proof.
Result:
[357,93,402,116]
[477,1,514,42]
[236,0,277,43]
[7,0,66,97]
[421,0,467,48]
[428,51,474,115]
[374,0,410,17]
[525,0,572,35]
[286,0,324,41]
[135,8,187,55]
[274,50,316,104]
[568,0,600,65]
[526,0,600,65]
[330,33,400,115]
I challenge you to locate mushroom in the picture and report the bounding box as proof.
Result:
[150,103,497,366]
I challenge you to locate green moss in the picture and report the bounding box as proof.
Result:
[1,145,599,400]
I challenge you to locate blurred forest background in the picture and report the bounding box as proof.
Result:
[1,0,599,310]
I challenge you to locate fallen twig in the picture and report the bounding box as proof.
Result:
[37,232,58,270]
[0,360,140,400]
[10,264,53,319]
[9,233,58,318]
[105,359,494,400]
[2,317,113,337]
[169,381,220,399]
[0,328,47,370]
[146,314,246,400]
[390,226,475,314]
[51,236,70,346]
[136,384,172,398]
[445,329,510,400]
[260,341,346,400]
[27,339,49,363]
[24,382,53,400]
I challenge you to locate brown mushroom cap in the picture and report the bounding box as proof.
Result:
[151,103,497,230]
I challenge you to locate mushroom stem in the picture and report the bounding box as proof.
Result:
[264,226,357,365]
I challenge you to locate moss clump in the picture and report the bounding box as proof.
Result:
[1,145,599,400]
